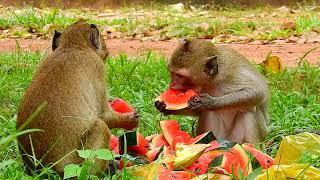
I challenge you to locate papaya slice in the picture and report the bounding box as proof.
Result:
[221,144,252,177]
[110,98,134,113]
[242,143,274,169]
[156,89,197,110]
[160,120,191,149]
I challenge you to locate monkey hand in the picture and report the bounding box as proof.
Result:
[122,112,139,130]
[155,100,170,115]
[188,93,214,111]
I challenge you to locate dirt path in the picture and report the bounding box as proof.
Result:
[0,38,319,67]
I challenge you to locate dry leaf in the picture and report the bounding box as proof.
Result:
[262,54,283,73]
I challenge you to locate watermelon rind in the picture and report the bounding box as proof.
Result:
[188,131,216,144]
[221,144,252,177]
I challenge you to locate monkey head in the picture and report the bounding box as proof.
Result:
[168,39,219,93]
[52,20,108,60]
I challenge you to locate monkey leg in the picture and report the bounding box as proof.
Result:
[54,119,111,176]
[228,111,267,144]
[81,118,111,175]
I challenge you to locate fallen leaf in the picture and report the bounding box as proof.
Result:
[262,54,283,73]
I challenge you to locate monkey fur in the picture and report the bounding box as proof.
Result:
[156,39,269,144]
[16,20,139,176]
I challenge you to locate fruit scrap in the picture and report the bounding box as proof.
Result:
[174,144,210,170]
[160,120,191,149]
[109,135,119,154]
[156,89,198,110]
[221,144,252,177]
[150,134,169,149]
[242,143,274,169]
[109,98,134,113]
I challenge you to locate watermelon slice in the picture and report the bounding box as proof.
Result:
[119,131,148,156]
[221,144,252,177]
[174,144,210,170]
[146,146,164,161]
[110,98,134,113]
[187,150,226,175]
[158,167,192,180]
[109,135,119,154]
[188,131,216,144]
[156,89,197,110]
[160,120,191,149]
[150,134,169,149]
[242,143,274,169]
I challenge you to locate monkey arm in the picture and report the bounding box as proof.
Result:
[189,88,264,111]
[102,111,139,130]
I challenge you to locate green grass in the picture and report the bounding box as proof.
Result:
[0,6,319,41]
[0,51,319,178]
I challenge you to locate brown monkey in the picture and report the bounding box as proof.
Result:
[16,20,139,175]
[155,39,269,144]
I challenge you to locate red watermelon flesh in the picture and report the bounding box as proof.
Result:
[221,144,252,177]
[150,134,169,149]
[186,163,208,175]
[146,147,163,161]
[205,140,220,152]
[160,120,191,148]
[187,150,225,175]
[109,135,119,154]
[242,143,274,169]
[156,89,198,110]
[158,167,192,180]
[137,132,149,148]
[110,98,134,113]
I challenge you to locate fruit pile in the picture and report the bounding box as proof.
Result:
[109,120,274,179]
[108,91,320,179]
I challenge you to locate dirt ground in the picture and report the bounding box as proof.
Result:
[0,38,319,67]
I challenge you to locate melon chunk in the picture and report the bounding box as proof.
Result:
[156,89,197,110]
[242,143,274,169]
[150,134,169,149]
[221,144,252,177]
[188,131,216,144]
[160,120,191,149]
[146,146,164,161]
[110,98,134,113]
[174,144,210,170]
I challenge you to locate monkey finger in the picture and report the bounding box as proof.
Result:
[155,101,167,112]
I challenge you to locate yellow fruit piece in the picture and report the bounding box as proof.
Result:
[275,132,320,165]
[191,173,231,180]
[174,144,210,170]
[257,164,320,180]
[130,162,161,179]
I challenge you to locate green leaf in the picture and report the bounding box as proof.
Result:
[63,164,81,179]
[77,149,94,159]
[94,149,113,160]
[247,167,262,180]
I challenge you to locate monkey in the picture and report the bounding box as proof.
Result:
[16,20,139,176]
[155,39,269,144]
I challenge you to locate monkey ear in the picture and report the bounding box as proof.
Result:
[204,56,218,77]
[89,24,100,49]
[52,30,61,51]
[179,38,190,50]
